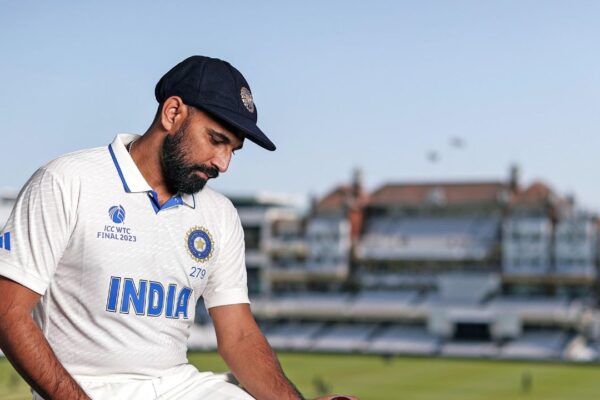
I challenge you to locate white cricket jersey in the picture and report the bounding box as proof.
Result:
[0,134,249,376]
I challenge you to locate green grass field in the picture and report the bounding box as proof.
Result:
[1,352,600,399]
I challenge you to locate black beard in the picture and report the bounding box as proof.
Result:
[161,124,219,195]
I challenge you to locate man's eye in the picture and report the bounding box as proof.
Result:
[210,135,224,145]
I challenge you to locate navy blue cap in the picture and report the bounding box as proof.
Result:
[155,56,276,151]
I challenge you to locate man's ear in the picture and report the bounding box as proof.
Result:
[159,96,189,133]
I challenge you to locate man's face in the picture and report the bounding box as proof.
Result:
[161,109,244,194]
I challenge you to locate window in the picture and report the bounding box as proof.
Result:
[243,226,261,250]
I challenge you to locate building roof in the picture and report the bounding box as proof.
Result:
[368,181,508,207]
[315,185,352,212]
[511,181,555,206]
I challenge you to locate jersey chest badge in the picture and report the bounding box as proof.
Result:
[186,226,214,263]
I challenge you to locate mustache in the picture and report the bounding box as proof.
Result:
[191,164,219,179]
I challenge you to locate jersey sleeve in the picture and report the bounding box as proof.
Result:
[0,167,76,294]
[202,207,250,309]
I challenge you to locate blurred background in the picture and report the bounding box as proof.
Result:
[1,1,600,399]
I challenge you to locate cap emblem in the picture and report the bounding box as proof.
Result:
[240,86,255,113]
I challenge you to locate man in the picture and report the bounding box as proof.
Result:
[0,56,354,400]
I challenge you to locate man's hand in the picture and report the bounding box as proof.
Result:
[0,277,90,400]
[210,303,304,400]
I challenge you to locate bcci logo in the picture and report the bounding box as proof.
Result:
[240,86,255,113]
[186,226,214,263]
[108,205,126,224]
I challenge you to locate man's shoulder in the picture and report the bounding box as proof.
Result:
[42,146,109,181]
[195,185,237,215]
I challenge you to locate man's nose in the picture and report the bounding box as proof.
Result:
[211,150,232,174]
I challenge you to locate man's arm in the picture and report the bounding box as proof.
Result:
[0,277,90,400]
[210,303,304,400]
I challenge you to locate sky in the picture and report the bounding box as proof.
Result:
[1,1,599,210]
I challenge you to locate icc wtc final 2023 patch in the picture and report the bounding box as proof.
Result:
[108,205,126,224]
[186,226,214,263]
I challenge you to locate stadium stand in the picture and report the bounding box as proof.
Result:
[500,330,568,360]
[358,216,500,260]
[311,323,378,352]
[348,290,423,320]
[263,322,326,351]
[488,297,582,325]
[368,326,439,355]
[440,341,500,358]
[251,293,353,320]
